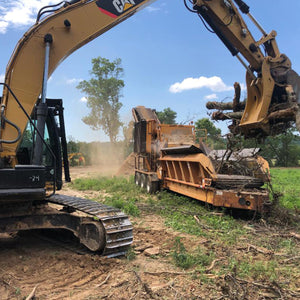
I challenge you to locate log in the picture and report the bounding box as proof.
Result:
[212,111,243,121]
[206,82,245,111]
[206,100,245,111]
[268,107,296,120]
[206,101,235,110]
[233,82,241,112]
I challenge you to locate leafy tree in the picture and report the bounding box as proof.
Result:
[77,57,124,143]
[262,129,300,167]
[156,107,177,124]
[239,128,300,167]
[67,136,80,153]
[195,118,225,149]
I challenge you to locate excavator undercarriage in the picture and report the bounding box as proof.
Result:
[0,195,133,257]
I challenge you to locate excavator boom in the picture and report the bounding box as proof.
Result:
[192,0,299,136]
[1,0,153,156]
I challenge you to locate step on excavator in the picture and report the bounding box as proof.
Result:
[0,0,299,253]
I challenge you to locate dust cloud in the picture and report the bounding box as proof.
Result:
[73,141,133,177]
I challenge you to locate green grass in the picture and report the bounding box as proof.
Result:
[70,174,299,291]
[172,237,214,270]
[224,257,280,281]
[270,168,300,209]
[73,176,136,194]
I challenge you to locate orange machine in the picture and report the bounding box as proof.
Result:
[133,106,270,212]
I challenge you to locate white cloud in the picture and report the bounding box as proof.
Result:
[66,78,83,85]
[169,76,234,93]
[240,83,247,91]
[0,1,58,34]
[205,93,218,100]
[145,6,160,13]
[0,74,4,82]
[80,97,87,103]
[0,21,9,34]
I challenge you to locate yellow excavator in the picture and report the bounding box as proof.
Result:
[0,0,299,254]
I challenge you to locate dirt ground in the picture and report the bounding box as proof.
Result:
[0,166,208,300]
[0,166,299,300]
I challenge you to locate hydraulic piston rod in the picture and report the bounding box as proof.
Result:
[33,34,53,165]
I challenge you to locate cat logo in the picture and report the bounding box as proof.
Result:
[96,0,146,18]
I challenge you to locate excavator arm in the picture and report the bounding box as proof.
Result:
[191,0,299,137]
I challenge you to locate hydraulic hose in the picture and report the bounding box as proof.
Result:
[0,105,21,144]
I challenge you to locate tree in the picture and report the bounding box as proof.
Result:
[156,107,177,124]
[236,128,300,167]
[263,129,300,167]
[77,57,124,143]
[67,136,80,153]
[195,118,225,149]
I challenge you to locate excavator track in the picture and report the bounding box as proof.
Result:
[48,194,133,258]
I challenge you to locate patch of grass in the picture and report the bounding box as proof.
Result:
[104,195,140,217]
[172,237,214,270]
[157,191,246,244]
[270,168,300,210]
[125,247,136,261]
[220,257,280,281]
[277,238,297,255]
[73,176,137,194]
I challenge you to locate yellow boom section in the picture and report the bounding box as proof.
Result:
[1,0,153,156]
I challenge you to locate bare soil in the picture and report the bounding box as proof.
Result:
[0,166,299,300]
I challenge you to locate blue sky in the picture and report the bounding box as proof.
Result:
[0,0,299,142]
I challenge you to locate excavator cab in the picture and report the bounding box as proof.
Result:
[16,99,70,193]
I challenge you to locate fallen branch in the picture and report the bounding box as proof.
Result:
[236,278,283,298]
[25,285,38,300]
[133,270,156,299]
[112,280,129,288]
[205,258,225,272]
[270,232,300,240]
[247,244,273,255]
[283,255,300,263]
[95,273,111,288]
[151,280,174,292]
[144,271,189,276]
[290,232,300,240]
[193,215,210,230]
[0,278,10,286]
